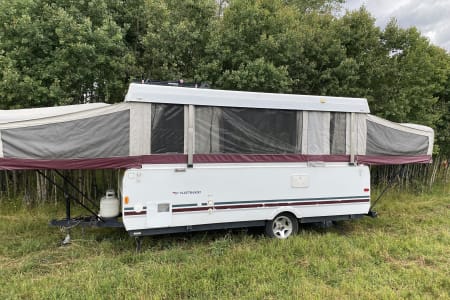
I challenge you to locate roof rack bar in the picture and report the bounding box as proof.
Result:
[133,79,210,89]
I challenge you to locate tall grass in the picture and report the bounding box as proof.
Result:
[1,184,449,299]
[371,157,449,194]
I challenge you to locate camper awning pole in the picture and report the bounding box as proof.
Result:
[54,170,99,210]
[37,170,105,222]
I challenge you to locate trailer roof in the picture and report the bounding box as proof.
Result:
[125,83,370,113]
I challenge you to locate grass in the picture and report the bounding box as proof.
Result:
[0,185,449,299]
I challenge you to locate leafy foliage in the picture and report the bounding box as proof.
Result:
[0,0,133,106]
[141,0,216,81]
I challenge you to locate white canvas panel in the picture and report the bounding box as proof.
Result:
[307,112,330,155]
[0,103,109,124]
[129,103,151,156]
[356,113,367,155]
[0,103,130,129]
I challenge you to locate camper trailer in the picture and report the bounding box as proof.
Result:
[0,83,434,239]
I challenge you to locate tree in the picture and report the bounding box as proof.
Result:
[368,20,448,128]
[434,69,450,156]
[199,0,301,92]
[284,0,344,13]
[141,0,217,81]
[0,0,133,107]
[216,58,292,93]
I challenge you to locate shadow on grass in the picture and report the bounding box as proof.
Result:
[71,218,365,252]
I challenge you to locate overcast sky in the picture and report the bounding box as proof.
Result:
[342,0,450,52]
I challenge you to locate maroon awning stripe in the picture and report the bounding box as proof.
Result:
[193,154,351,163]
[0,154,432,170]
[0,154,187,170]
[356,155,432,165]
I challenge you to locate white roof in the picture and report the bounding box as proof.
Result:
[125,83,370,113]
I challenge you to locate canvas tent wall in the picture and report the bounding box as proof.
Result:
[0,83,433,170]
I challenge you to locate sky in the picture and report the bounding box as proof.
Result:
[342,0,450,52]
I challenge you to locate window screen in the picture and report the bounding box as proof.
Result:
[195,106,221,153]
[330,112,346,154]
[195,107,298,154]
[151,104,184,153]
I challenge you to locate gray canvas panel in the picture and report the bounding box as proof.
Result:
[366,120,428,155]
[2,111,130,159]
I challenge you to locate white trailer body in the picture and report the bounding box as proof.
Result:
[122,162,370,236]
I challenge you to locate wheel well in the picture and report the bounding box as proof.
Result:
[266,210,300,221]
[273,211,298,222]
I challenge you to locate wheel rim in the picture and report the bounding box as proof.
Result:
[272,215,293,239]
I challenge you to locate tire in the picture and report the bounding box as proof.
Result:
[265,213,298,239]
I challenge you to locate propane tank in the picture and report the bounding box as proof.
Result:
[99,189,120,218]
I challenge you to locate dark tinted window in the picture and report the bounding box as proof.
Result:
[330,112,346,154]
[151,104,184,153]
[219,107,297,154]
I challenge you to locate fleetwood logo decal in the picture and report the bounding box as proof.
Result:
[172,191,202,196]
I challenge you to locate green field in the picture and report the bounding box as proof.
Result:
[1,186,449,299]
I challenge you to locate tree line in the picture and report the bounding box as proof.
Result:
[0,0,449,203]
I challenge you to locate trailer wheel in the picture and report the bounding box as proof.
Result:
[265,213,298,239]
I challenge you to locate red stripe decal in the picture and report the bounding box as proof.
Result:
[172,198,369,213]
[172,206,211,213]
[124,211,147,216]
